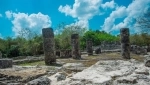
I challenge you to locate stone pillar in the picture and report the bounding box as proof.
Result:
[71,34,81,59]
[86,39,93,55]
[120,28,130,59]
[42,28,56,65]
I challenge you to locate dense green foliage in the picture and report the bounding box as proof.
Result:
[80,30,119,49]
[0,35,43,58]
[130,33,150,46]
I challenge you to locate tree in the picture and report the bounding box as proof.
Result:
[18,28,37,39]
[130,33,150,46]
[55,24,86,50]
[80,30,119,50]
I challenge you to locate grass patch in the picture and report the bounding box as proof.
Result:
[131,53,144,62]
[18,52,144,67]
[83,59,99,67]
[19,61,45,66]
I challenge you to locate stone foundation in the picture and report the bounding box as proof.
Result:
[0,59,13,69]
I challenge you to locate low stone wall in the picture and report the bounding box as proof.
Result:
[0,59,13,69]
[56,50,72,58]
[13,57,44,65]
[131,45,147,55]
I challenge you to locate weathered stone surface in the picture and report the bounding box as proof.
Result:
[0,59,13,69]
[135,68,149,75]
[60,50,72,58]
[27,77,51,85]
[48,72,68,85]
[55,72,67,81]
[86,39,93,55]
[95,47,101,54]
[42,28,56,65]
[56,50,60,57]
[147,46,150,52]
[120,28,130,59]
[117,77,137,84]
[145,56,150,67]
[7,83,21,85]
[131,45,147,55]
[13,57,44,65]
[65,60,136,85]
[47,59,150,85]
[100,41,121,51]
[71,34,81,59]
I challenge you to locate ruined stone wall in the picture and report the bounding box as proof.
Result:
[100,41,121,51]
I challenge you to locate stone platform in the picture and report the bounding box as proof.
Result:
[0,59,13,69]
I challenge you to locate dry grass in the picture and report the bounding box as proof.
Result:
[19,61,45,66]
[19,52,144,67]
[131,53,144,62]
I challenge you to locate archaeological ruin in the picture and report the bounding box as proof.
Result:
[42,28,56,65]
[86,39,93,55]
[71,34,81,59]
[120,28,130,59]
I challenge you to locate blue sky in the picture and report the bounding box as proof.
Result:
[0,0,150,38]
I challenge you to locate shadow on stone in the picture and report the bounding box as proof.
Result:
[46,62,63,67]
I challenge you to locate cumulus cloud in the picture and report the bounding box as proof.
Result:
[59,0,103,28]
[66,19,89,28]
[101,0,117,9]
[102,6,127,32]
[5,11,52,36]
[59,0,102,20]
[5,11,13,19]
[102,0,150,33]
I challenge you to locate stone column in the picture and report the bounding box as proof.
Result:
[120,28,130,59]
[42,28,56,65]
[86,39,93,55]
[71,34,81,59]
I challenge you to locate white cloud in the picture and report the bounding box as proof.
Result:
[58,0,119,30]
[101,0,117,9]
[102,6,127,32]
[59,0,103,29]
[5,11,13,19]
[5,11,52,36]
[66,19,89,28]
[102,0,150,33]
[59,0,102,20]
[0,14,2,17]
